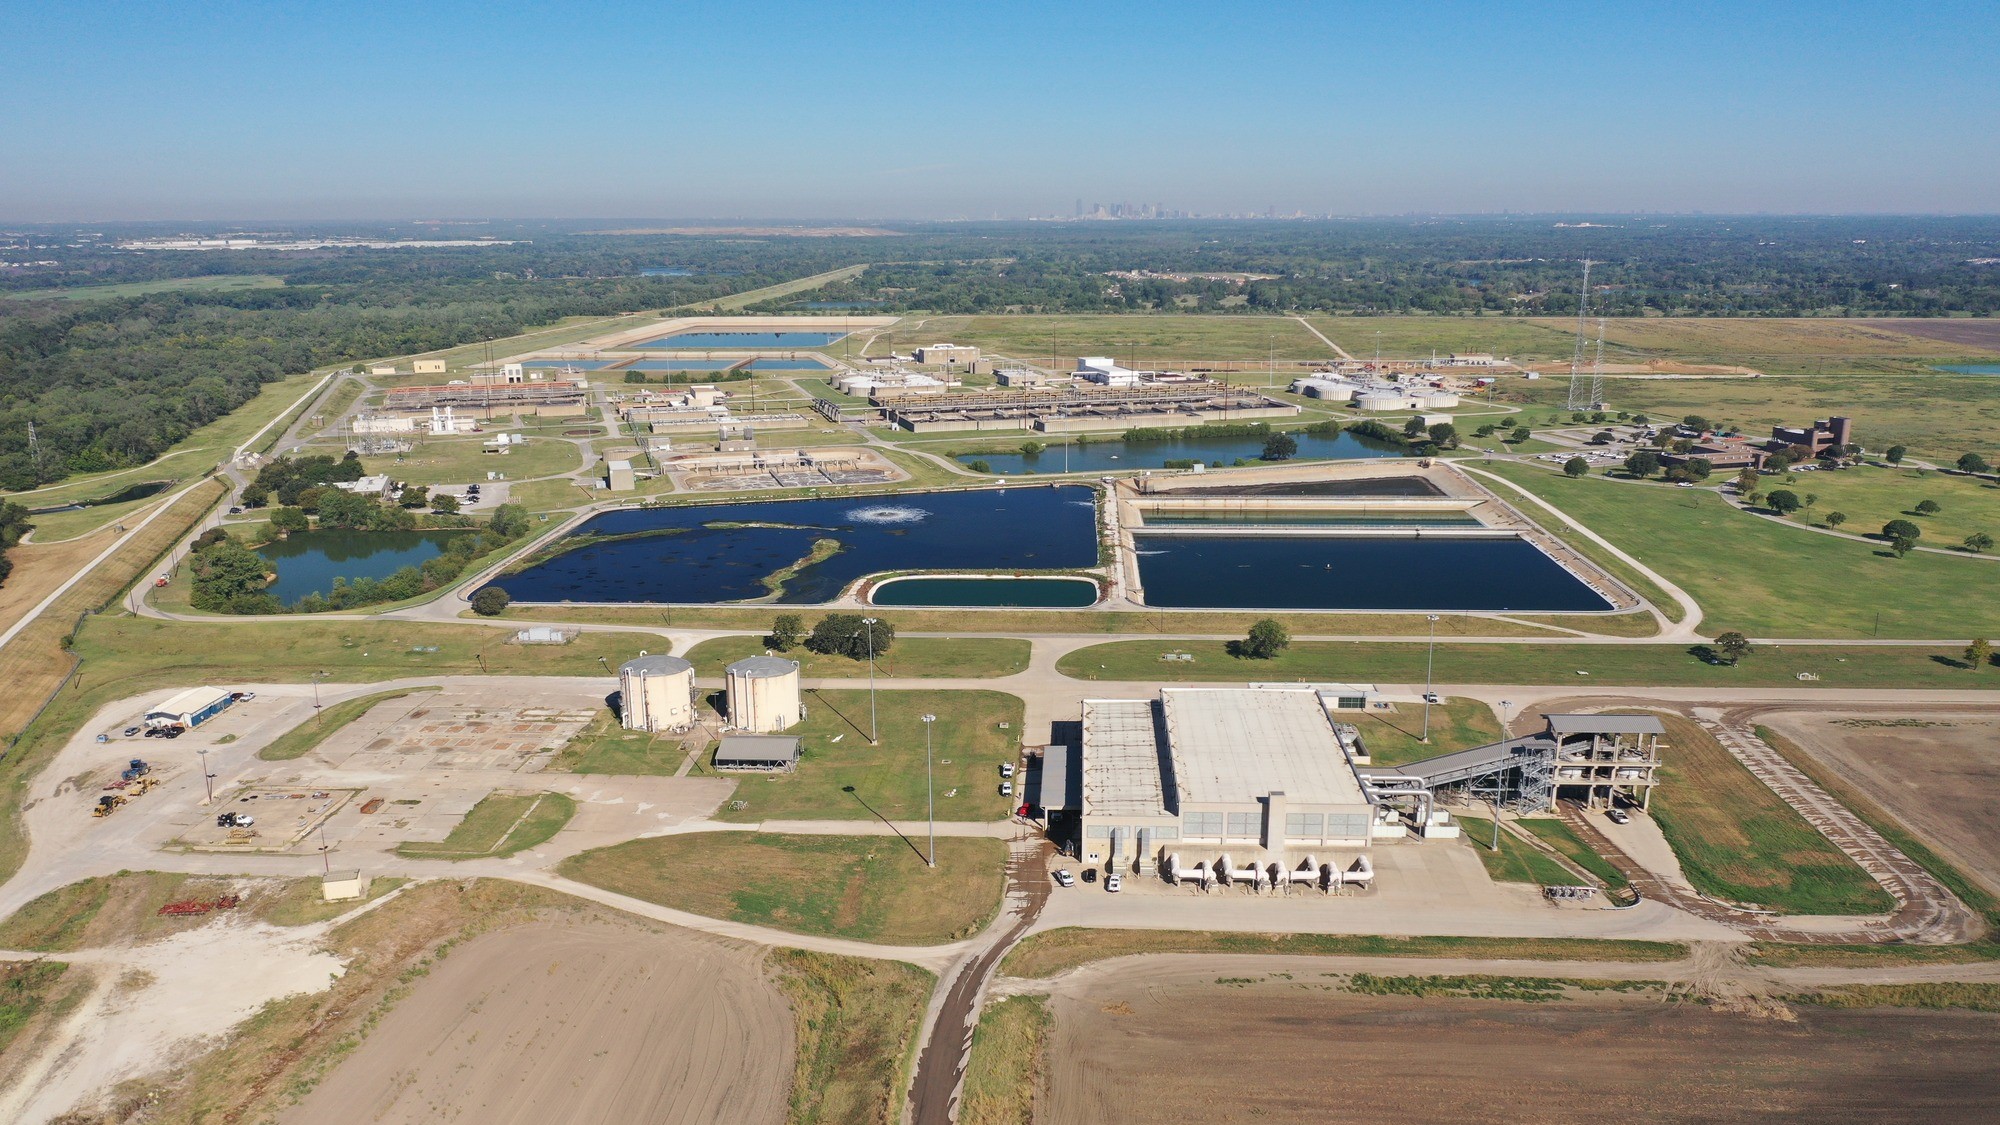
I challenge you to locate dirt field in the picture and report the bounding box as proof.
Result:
[282,920,792,1125]
[1759,709,2000,897]
[1852,319,2000,354]
[1042,966,2000,1123]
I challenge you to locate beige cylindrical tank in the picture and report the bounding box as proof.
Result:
[726,655,802,733]
[1414,390,1461,409]
[618,654,696,733]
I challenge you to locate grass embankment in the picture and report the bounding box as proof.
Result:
[687,263,871,312]
[755,538,843,600]
[1520,819,1632,892]
[1056,637,2000,689]
[258,687,435,760]
[1340,973,1658,1002]
[0,960,74,1056]
[1455,815,1577,885]
[560,833,1006,945]
[998,928,1685,979]
[710,688,1023,823]
[1747,724,2000,967]
[550,712,692,775]
[4,274,285,302]
[1792,982,2000,1012]
[1648,713,1891,915]
[396,792,576,860]
[959,994,1051,1125]
[767,947,933,1125]
[0,872,400,952]
[1481,460,2000,638]
[1353,698,1504,767]
[683,635,1031,679]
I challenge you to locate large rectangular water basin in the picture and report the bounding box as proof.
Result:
[1135,535,1612,611]
[628,331,849,350]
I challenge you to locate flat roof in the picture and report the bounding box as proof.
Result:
[726,656,798,678]
[1546,714,1665,736]
[148,687,231,716]
[716,734,800,763]
[1030,743,1079,811]
[1162,687,1368,808]
[1081,699,1170,817]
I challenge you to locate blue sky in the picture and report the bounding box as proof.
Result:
[3,0,1996,220]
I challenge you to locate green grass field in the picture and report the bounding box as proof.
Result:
[768,948,933,1125]
[259,687,434,761]
[1056,637,2000,689]
[1455,816,1577,885]
[865,314,1337,364]
[682,635,1031,680]
[1353,698,1504,767]
[959,994,1049,1125]
[559,832,1006,944]
[712,689,1023,823]
[998,927,1685,978]
[5,274,285,302]
[396,791,575,859]
[1519,818,1631,892]
[1481,461,2000,637]
[1647,713,1891,915]
[1310,316,1579,362]
[0,960,73,1056]
[549,712,691,774]
[352,433,581,487]
[1755,464,2000,548]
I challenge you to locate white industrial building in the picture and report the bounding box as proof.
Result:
[145,687,235,730]
[1288,376,1460,412]
[834,370,948,397]
[1071,688,1379,875]
[725,656,803,733]
[618,654,696,733]
[1074,356,1144,386]
[914,343,980,368]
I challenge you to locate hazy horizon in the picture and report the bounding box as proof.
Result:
[4,1,1996,222]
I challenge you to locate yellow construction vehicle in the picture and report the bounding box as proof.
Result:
[92,794,128,818]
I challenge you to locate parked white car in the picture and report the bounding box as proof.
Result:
[1052,869,1076,888]
[1105,873,1123,893]
[998,762,1016,779]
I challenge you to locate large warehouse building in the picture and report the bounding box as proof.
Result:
[1072,687,1377,872]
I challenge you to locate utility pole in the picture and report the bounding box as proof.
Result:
[1421,614,1440,742]
[310,671,327,725]
[197,747,213,804]
[922,713,937,867]
[862,617,879,744]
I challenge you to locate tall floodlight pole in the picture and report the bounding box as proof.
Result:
[862,617,879,744]
[197,748,213,804]
[310,671,327,726]
[922,713,937,867]
[1421,614,1440,742]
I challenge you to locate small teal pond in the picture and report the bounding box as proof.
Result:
[871,576,1100,608]
[257,531,461,605]
[630,330,848,350]
[961,429,1402,475]
[1936,365,2000,375]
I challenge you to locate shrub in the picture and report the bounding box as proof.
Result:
[470,586,511,616]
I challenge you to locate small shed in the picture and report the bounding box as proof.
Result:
[321,871,368,902]
[714,734,801,772]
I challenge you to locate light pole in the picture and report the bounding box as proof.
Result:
[862,617,879,745]
[1500,699,1514,729]
[197,747,213,804]
[1421,614,1440,742]
[922,713,937,867]
[310,671,327,726]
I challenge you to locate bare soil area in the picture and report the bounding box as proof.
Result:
[1043,969,2000,1124]
[282,920,791,1125]
[1852,319,2000,354]
[1759,709,2000,897]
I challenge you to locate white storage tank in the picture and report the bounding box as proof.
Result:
[1355,390,1410,412]
[1413,390,1461,409]
[619,654,697,733]
[726,655,803,733]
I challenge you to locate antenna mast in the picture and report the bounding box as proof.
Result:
[1565,260,1594,412]
[1590,316,1607,410]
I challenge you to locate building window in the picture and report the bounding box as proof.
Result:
[1183,812,1222,837]
[1225,811,1259,838]
[1145,827,1179,840]
[1336,695,1367,710]
[1285,813,1324,837]
[1085,825,1112,839]
[1325,813,1369,838]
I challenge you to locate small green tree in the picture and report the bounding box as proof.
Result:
[470,586,510,616]
[1914,499,1942,516]
[1563,456,1590,478]
[1957,452,1991,475]
[1965,532,1995,553]
[807,614,894,660]
[1019,440,1046,455]
[1825,511,1848,529]
[966,459,992,473]
[1966,638,1992,671]
[1802,492,1817,513]
[1239,618,1291,659]
[767,613,805,651]
[1891,534,1918,557]
[1509,426,1531,443]
[1261,432,1299,461]
[269,506,310,534]
[1427,422,1458,448]
[1713,631,1750,665]
[1734,467,1760,492]
[1766,489,1802,515]
[1884,445,1906,465]
[1883,518,1922,542]
[398,484,430,509]
[430,492,461,514]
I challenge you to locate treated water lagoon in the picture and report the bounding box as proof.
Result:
[257,530,461,605]
[960,428,1400,475]
[870,575,1100,608]
[494,486,1100,604]
[1135,535,1611,611]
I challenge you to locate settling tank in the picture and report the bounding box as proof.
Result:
[726,655,803,733]
[619,654,697,733]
